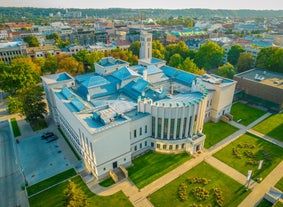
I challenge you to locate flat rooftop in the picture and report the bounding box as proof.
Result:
[235,68,283,89]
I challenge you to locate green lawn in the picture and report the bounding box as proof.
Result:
[128,151,190,189]
[27,168,77,196]
[274,201,283,207]
[10,118,21,137]
[253,112,283,142]
[99,177,115,187]
[203,121,238,149]
[29,175,133,207]
[256,198,273,207]
[214,133,283,180]
[149,162,249,207]
[275,177,283,192]
[230,102,266,126]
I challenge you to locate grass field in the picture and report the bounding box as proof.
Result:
[275,177,283,192]
[149,162,249,207]
[27,168,77,196]
[10,118,21,137]
[203,121,238,149]
[128,151,190,189]
[29,175,133,207]
[253,112,283,142]
[214,133,283,180]
[256,198,273,207]
[99,177,115,187]
[230,102,266,126]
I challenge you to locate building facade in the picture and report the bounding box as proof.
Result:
[42,31,236,180]
[0,41,27,64]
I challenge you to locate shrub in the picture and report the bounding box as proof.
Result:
[191,187,209,201]
[213,186,224,207]
[244,150,255,158]
[178,182,188,201]
[232,147,242,159]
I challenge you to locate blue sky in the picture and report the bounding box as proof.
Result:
[1,0,283,10]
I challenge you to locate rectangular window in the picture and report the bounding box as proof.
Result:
[163,144,167,150]
[140,127,142,136]
[151,142,154,147]
[140,143,142,149]
[152,117,156,137]
[158,118,162,138]
[134,146,137,151]
[145,125,147,133]
[157,143,160,149]
[145,141,147,146]
[181,143,185,149]
[176,118,181,138]
[169,145,173,150]
[134,130,137,138]
[170,118,175,139]
[164,118,168,138]
[176,145,179,150]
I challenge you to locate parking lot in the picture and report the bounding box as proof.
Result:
[18,133,72,186]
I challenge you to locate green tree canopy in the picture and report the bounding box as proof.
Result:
[64,180,87,207]
[168,53,183,68]
[182,57,205,75]
[256,47,283,73]
[128,41,140,57]
[42,54,58,74]
[165,41,190,61]
[23,35,40,47]
[227,44,245,65]
[194,41,224,70]
[236,52,254,73]
[216,62,236,79]
[17,86,47,122]
[0,59,40,94]
[58,54,84,75]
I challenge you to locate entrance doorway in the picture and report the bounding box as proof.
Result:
[113,161,118,169]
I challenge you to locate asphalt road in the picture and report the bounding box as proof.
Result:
[0,120,25,207]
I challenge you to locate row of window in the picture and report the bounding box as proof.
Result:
[133,125,148,138]
[0,50,24,56]
[156,143,185,150]
[133,141,154,151]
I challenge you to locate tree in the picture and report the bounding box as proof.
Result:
[17,86,47,122]
[152,40,166,59]
[256,47,277,69]
[23,35,40,47]
[42,54,58,74]
[236,52,254,73]
[227,45,244,65]
[128,41,140,57]
[168,53,183,68]
[58,55,84,75]
[64,181,87,207]
[7,96,22,114]
[182,57,205,75]
[194,41,224,70]
[152,49,164,60]
[86,51,105,70]
[12,56,41,74]
[165,41,190,61]
[216,63,236,79]
[0,60,40,94]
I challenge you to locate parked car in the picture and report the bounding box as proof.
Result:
[41,132,54,139]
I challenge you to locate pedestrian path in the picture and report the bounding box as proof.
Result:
[239,161,283,207]
[205,156,257,189]
[247,129,283,148]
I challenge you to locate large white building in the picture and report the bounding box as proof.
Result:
[42,31,236,179]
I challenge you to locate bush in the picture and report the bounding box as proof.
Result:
[232,147,242,159]
[178,182,188,201]
[244,150,255,158]
[187,177,211,185]
[213,186,224,207]
[191,187,209,201]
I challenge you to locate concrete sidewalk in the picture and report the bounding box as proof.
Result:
[247,129,283,148]
[239,161,283,207]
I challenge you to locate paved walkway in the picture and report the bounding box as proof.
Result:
[247,129,283,148]
[239,161,283,207]
[205,156,258,189]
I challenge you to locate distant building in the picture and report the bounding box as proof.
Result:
[0,41,27,64]
[27,45,61,59]
[234,68,283,112]
[42,31,236,180]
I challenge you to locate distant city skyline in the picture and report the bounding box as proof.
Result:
[1,0,283,10]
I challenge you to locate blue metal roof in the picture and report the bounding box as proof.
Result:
[112,66,140,81]
[71,97,85,112]
[147,65,162,75]
[61,87,73,100]
[132,78,149,93]
[175,71,196,86]
[82,76,110,88]
[75,73,96,83]
[151,58,165,64]
[56,73,72,82]
[161,66,178,77]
